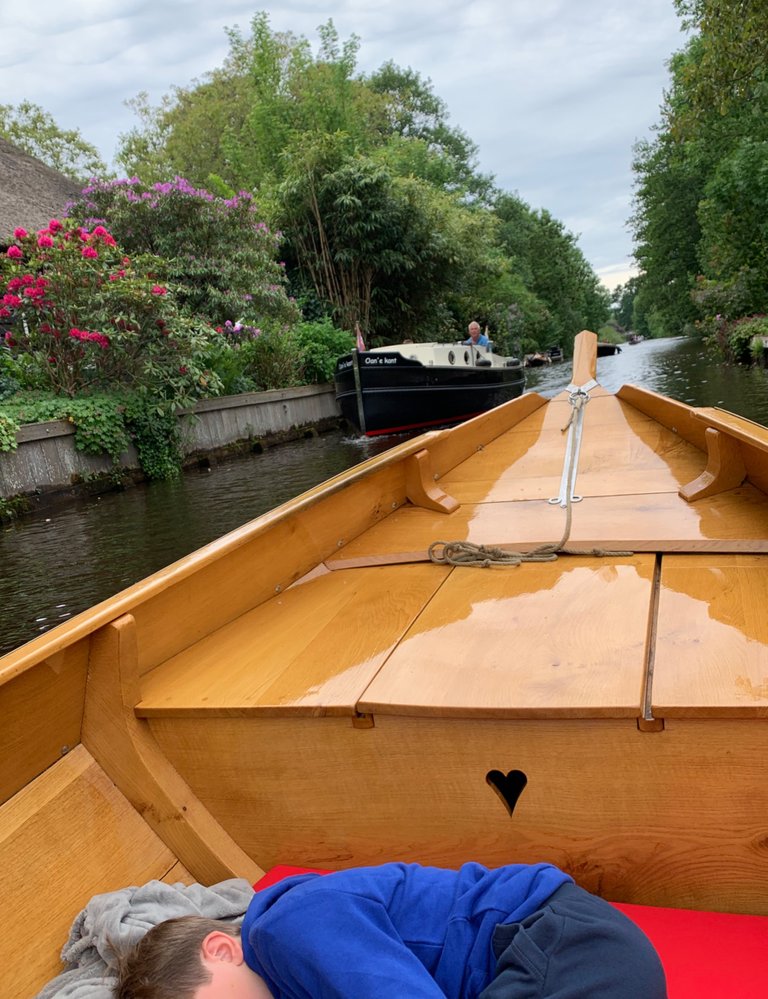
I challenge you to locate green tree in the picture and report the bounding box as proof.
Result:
[0,101,107,181]
[494,194,608,348]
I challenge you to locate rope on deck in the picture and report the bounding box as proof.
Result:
[428,390,633,569]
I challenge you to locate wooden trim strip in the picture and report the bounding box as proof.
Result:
[82,614,263,884]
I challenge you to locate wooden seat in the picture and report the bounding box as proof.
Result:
[136,564,450,717]
[0,746,193,999]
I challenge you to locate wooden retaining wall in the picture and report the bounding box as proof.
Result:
[0,384,341,501]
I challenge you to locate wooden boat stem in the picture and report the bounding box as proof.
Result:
[82,614,263,884]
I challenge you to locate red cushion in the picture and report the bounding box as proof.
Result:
[253,864,331,891]
[613,901,768,998]
[254,867,768,998]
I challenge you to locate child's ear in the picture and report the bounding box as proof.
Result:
[201,931,244,964]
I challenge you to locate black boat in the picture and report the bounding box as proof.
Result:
[334,342,525,436]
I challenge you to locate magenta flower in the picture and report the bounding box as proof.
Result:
[13,227,27,239]
[48,219,63,233]
[2,293,21,307]
[6,277,22,292]
[37,235,54,248]
[82,246,98,259]
[7,246,22,259]
[151,285,167,296]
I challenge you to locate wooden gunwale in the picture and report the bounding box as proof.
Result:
[0,392,547,687]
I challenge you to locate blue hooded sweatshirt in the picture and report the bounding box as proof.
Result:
[241,861,571,998]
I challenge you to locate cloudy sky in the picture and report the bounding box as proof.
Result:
[0,1,687,290]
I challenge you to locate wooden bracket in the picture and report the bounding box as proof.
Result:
[404,449,459,513]
[679,427,746,502]
[82,614,263,884]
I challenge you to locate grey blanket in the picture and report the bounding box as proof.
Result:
[36,878,255,999]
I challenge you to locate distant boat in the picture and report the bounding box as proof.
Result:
[524,352,552,367]
[547,345,563,362]
[597,341,622,356]
[628,334,645,345]
[334,341,525,436]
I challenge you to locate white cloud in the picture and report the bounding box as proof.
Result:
[0,0,686,279]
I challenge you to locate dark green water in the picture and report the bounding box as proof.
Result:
[2,336,767,657]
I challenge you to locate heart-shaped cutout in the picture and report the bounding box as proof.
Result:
[486,769,528,817]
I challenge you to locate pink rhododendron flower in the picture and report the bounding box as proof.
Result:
[151,285,167,295]
[48,219,62,233]
[82,246,98,258]
[2,293,21,307]
[7,246,22,259]
[37,235,54,248]
[6,277,22,292]
[13,227,27,239]
[0,309,11,321]
[4,332,15,345]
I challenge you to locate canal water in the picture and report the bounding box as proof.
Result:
[2,335,768,657]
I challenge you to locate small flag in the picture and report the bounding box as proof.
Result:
[355,323,366,352]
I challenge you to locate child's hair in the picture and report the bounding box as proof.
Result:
[113,915,240,999]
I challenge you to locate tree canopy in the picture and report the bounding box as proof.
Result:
[630,2,768,348]
[4,12,607,352]
[0,101,108,182]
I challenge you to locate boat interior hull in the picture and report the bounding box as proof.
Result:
[3,331,768,996]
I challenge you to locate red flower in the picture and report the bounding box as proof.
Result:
[151,285,167,296]
[82,246,98,259]
[48,219,63,233]
[37,235,54,248]
[6,246,22,259]
[178,365,188,375]
[13,227,27,240]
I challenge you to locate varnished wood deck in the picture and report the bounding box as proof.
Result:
[136,387,768,722]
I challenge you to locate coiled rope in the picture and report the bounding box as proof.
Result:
[428,390,633,568]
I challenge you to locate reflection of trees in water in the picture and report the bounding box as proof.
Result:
[0,430,391,657]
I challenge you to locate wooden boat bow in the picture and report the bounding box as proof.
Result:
[3,329,768,997]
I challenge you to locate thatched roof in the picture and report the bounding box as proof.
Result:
[0,138,81,245]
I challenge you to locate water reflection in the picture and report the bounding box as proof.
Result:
[525,336,768,425]
[2,336,768,657]
[0,431,405,656]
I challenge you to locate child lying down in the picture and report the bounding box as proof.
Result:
[114,860,666,998]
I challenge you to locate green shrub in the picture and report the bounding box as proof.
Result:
[0,343,20,401]
[725,314,768,364]
[235,325,305,390]
[293,318,355,383]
